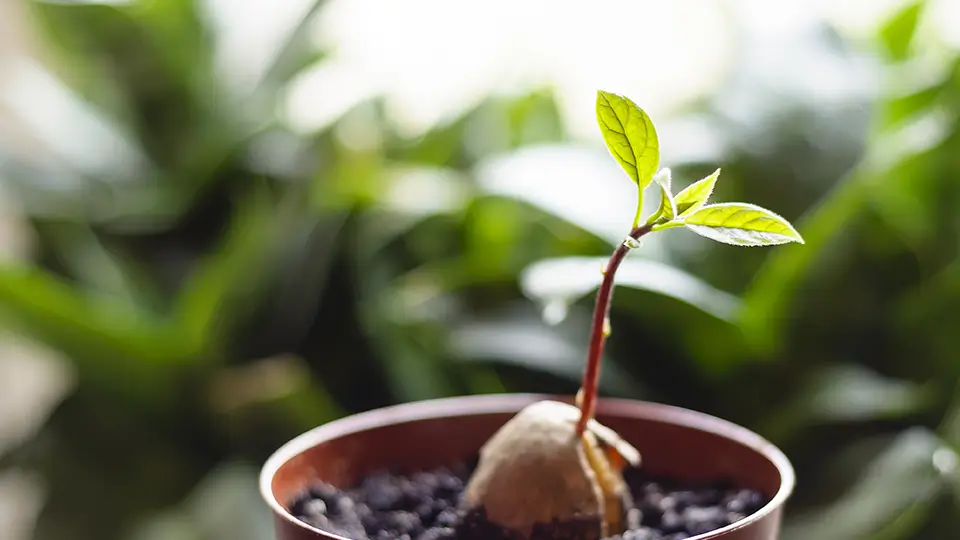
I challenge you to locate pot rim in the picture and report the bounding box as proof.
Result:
[260,393,796,540]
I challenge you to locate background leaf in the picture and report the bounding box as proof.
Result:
[0,264,197,403]
[520,256,740,322]
[878,0,925,63]
[782,428,952,540]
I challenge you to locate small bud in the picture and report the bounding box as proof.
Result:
[602,317,612,337]
[653,167,672,189]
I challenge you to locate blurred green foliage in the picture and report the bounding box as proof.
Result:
[2,1,960,540]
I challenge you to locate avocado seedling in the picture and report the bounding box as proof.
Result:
[458,90,804,540]
[279,90,803,540]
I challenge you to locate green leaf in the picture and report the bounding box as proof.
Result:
[475,144,646,245]
[519,256,751,373]
[761,364,933,445]
[595,90,660,188]
[449,311,642,396]
[937,381,960,450]
[0,263,199,403]
[645,168,676,225]
[674,168,720,217]
[879,0,925,62]
[520,256,741,323]
[175,184,286,358]
[781,428,949,540]
[208,355,342,431]
[738,172,864,356]
[682,203,805,247]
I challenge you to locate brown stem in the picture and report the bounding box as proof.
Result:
[575,223,654,435]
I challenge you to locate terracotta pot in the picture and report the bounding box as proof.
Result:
[260,394,795,540]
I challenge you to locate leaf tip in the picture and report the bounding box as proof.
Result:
[778,214,805,246]
[771,214,806,246]
[779,225,805,246]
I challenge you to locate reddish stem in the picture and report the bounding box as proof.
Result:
[575,223,654,435]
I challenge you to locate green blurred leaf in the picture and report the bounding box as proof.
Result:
[127,462,272,540]
[738,159,867,356]
[448,308,642,396]
[0,263,197,401]
[354,253,453,403]
[740,104,953,356]
[0,59,149,184]
[174,185,288,358]
[246,0,327,101]
[129,515,201,540]
[25,3,135,117]
[674,168,720,217]
[460,367,508,396]
[881,79,946,131]
[796,364,932,422]
[475,144,656,245]
[27,0,213,162]
[869,498,938,540]
[595,90,660,188]
[123,0,213,93]
[34,222,158,308]
[209,355,341,448]
[312,144,385,211]
[938,382,960,451]
[762,364,933,444]
[865,109,953,253]
[879,0,925,62]
[896,260,960,374]
[358,305,451,403]
[783,428,951,540]
[505,89,566,148]
[520,256,740,323]
[678,203,805,247]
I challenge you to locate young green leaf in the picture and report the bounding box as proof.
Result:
[879,0,924,62]
[595,90,660,188]
[645,168,676,225]
[674,168,720,217]
[682,203,805,247]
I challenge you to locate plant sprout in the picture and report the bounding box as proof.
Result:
[460,90,804,540]
[576,90,805,435]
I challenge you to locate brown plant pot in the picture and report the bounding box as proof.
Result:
[260,394,795,540]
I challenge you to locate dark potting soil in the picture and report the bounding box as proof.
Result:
[289,461,769,540]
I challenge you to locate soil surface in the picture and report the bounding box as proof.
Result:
[289,461,769,540]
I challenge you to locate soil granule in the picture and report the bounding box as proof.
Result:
[289,461,769,540]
